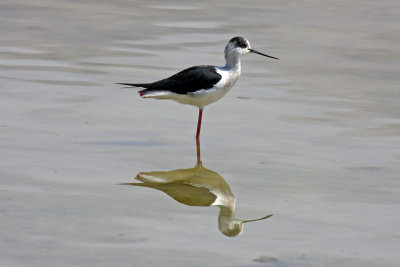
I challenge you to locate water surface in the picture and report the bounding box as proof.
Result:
[1,0,399,266]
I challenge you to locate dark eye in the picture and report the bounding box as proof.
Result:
[240,43,247,48]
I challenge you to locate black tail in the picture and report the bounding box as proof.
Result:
[116,83,151,88]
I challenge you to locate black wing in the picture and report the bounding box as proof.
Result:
[118,65,222,95]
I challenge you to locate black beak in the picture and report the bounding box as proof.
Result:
[249,49,279,60]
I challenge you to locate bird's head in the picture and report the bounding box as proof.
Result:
[225,36,279,60]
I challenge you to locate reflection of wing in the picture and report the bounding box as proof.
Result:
[121,164,229,207]
[135,164,232,195]
[122,182,217,206]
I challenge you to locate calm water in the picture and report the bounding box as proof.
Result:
[1,0,399,266]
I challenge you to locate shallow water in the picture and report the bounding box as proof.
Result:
[1,0,400,266]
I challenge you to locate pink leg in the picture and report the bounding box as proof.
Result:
[196,108,203,139]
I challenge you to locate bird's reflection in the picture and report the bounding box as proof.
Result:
[121,140,272,237]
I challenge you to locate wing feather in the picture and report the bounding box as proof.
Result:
[118,65,222,95]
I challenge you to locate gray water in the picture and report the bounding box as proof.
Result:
[1,0,399,266]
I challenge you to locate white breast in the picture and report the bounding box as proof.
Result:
[183,67,241,107]
[214,67,240,93]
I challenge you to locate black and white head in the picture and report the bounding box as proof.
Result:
[225,36,279,59]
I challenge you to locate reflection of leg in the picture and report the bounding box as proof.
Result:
[196,108,203,165]
[196,136,201,165]
[196,108,203,139]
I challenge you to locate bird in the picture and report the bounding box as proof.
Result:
[117,36,278,140]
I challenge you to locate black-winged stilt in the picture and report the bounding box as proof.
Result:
[118,36,278,140]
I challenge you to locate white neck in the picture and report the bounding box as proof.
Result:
[224,52,241,72]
